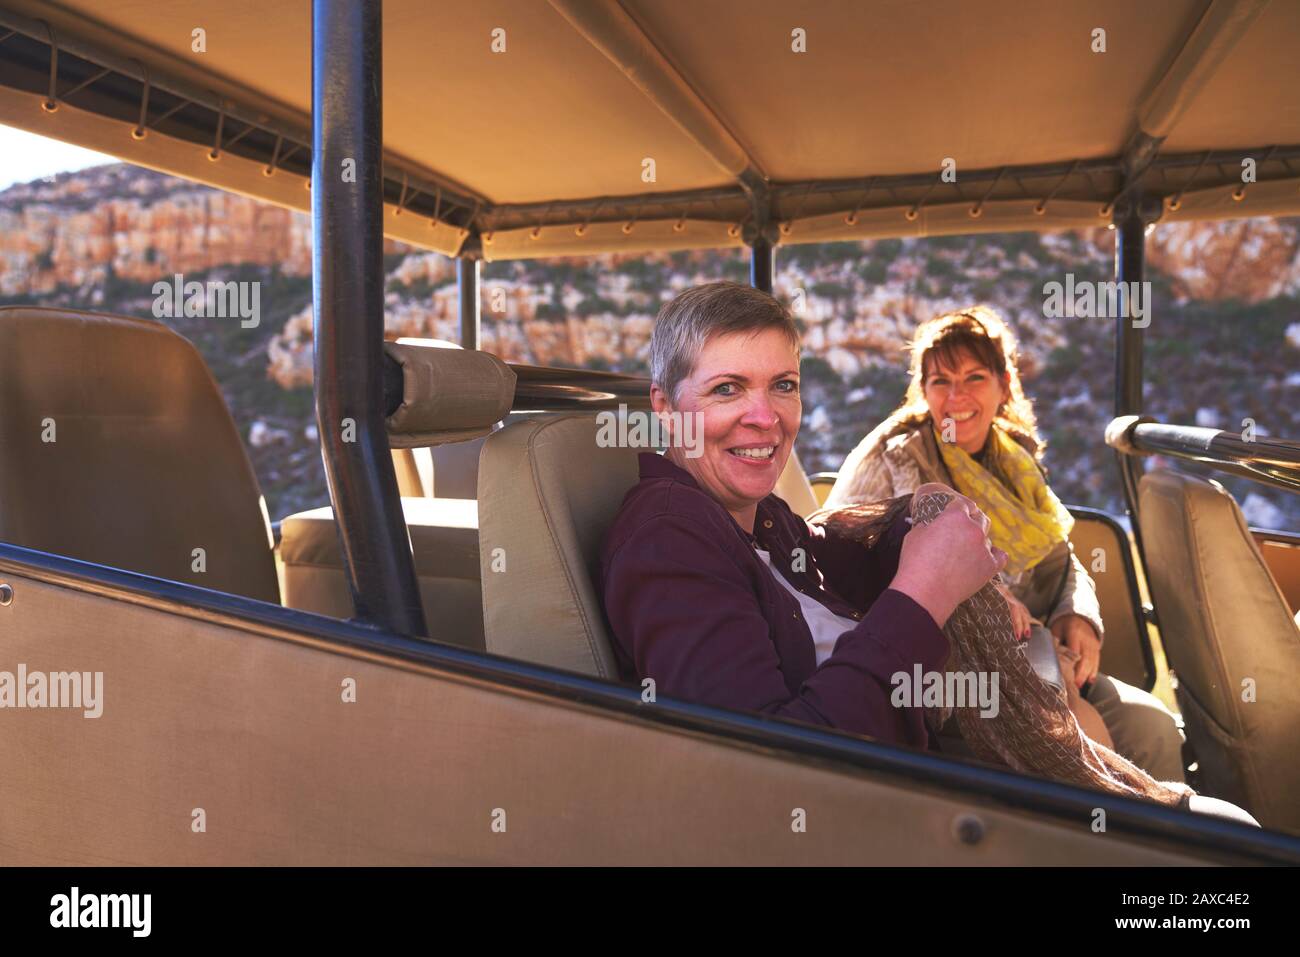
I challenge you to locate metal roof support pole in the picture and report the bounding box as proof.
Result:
[1114,205,1146,420]
[1112,198,1160,644]
[743,172,776,295]
[458,234,482,350]
[312,0,427,637]
[749,235,775,295]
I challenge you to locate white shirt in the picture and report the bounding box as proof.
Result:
[754,548,861,667]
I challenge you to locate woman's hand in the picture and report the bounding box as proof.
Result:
[1051,614,1102,688]
[890,484,1006,627]
[993,581,1033,641]
[1055,644,1114,746]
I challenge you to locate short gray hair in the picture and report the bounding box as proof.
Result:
[650,281,800,403]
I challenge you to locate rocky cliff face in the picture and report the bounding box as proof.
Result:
[3,163,1298,526]
[1,165,309,295]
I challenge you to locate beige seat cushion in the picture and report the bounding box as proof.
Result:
[280,497,483,650]
[478,414,640,678]
[0,306,278,603]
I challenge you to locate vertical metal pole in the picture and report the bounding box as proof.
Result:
[1113,201,1157,662]
[1115,206,1146,418]
[749,235,774,294]
[312,0,427,637]
[458,255,481,350]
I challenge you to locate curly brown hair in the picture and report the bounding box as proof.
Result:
[880,305,1044,460]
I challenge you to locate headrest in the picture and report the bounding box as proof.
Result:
[384,340,517,448]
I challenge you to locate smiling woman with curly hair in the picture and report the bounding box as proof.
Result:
[826,305,1186,783]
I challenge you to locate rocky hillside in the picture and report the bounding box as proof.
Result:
[3,163,1298,526]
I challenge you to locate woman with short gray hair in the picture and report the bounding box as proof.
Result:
[600,281,1004,746]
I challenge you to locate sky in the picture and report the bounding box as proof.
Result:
[0,123,116,191]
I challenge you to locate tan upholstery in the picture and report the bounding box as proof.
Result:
[385,337,500,496]
[1138,468,1300,831]
[775,452,819,518]
[0,306,279,603]
[429,436,487,499]
[391,438,489,501]
[1255,534,1300,616]
[478,414,640,677]
[1068,515,1150,690]
[391,447,433,497]
[384,340,516,448]
[279,497,483,650]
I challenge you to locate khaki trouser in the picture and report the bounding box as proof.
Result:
[1085,672,1186,783]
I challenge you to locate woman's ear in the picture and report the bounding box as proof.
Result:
[649,384,676,441]
[650,383,669,416]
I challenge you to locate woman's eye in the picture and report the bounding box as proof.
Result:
[930,378,949,388]
[713,382,737,396]
[775,379,798,393]
[968,374,986,384]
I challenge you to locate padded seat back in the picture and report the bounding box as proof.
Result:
[1067,513,1149,689]
[0,307,278,603]
[477,414,639,677]
[391,438,489,500]
[775,452,818,518]
[1138,468,1300,831]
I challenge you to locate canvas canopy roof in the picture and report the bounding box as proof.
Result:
[1,0,1297,260]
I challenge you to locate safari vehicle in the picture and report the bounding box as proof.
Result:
[0,0,1298,865]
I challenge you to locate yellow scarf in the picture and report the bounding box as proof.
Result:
[933,423,1073,582]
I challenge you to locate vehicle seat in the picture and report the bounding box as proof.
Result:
[0,306,279,603]
[1137,468,1300,831]
[775,452,818,518]
[477,414,639,677]
[278,497,483,649]
[391,436,487,499]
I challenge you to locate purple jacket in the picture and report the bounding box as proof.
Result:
[599,453,949,748]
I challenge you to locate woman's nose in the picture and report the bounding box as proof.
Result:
[740,394,779,429]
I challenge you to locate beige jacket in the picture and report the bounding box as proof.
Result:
[825,418,1104,640]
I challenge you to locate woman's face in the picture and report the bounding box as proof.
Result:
[651,327,801,531]
[922,349,1010,454]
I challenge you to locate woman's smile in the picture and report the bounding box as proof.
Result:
[726,442,779,463]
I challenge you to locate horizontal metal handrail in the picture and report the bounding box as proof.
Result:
[1107,418,1300,494]
[509,364,652,411]
[382,353,651,417]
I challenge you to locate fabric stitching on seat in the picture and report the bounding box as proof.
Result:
[1159,473,1267,807]
[523,416,614,679]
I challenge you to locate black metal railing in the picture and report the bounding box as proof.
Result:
[1112,420,1300,495]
